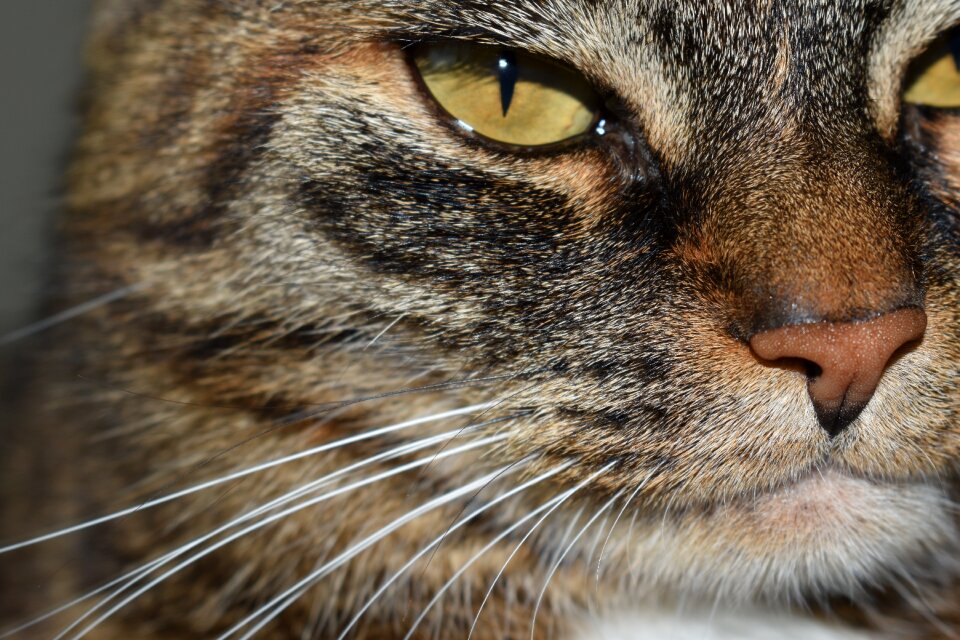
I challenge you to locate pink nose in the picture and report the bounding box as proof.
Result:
[749,308,927,436]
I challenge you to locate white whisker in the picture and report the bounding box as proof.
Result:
[0,559,160,639]
[335,460,575,640]
[64,433,508,640]
[225,461,523,640]
[466,482,621,640]
[0,403,495,555]
[403,461,616,640]
[531,471,657,640]
[595,467,659,590]
[363,312,407,350]
[7,425,482,638]
[548,505,585,570]
[0,284,143,347]
[52,431,459,640]
[528,493,620,640]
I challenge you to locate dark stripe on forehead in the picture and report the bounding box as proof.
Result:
[645,1,890,128]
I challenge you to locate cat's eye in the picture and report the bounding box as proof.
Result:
[902,30,960,108]
[412,42,601,148]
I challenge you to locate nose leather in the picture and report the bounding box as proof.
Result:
[749,308,927,437]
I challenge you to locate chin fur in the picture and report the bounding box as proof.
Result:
[561,473,959,606]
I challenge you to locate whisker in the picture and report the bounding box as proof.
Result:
[594,466,660,591]
[78,372,521,413]
[528,488,627,640]
[363,312,407,351]
[402,461,617,640]
[465,482,623,640]
[0,284,143,347]
[44,430,470,640]
[0,561,159,639]
[5,420,503,638]
[335,460,576,640]
[415,455,540,582]
[0,403,496,555]
[223,462,525,640]
[414,375,545,485]
[64,374,515,518]
[64,433,509,640]
[553,503,585,562]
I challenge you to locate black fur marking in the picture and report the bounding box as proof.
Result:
[298,165,576,279]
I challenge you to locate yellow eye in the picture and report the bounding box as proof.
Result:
[903,31,960,108]
[413,43,601,147]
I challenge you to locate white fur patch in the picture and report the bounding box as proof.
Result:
[574,606,875,640]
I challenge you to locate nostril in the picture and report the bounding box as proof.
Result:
[759,356,822,380]
[801,360,822,380]
[749,308,927,437]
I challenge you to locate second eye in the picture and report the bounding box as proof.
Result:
[412,42,602,148]
[902,27,960,108]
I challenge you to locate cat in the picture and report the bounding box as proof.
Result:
[1,0,959,638]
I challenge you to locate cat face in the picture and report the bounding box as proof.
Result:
[32,0,960,634]
[259,0,959,591]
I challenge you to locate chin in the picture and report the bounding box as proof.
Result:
[608,471,959,604]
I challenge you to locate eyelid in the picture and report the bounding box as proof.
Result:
[409,41,604,152]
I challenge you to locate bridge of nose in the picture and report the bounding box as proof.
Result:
[671,135,926,435]
[691,145,923,333]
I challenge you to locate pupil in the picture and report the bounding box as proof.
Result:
[498,51,518,117]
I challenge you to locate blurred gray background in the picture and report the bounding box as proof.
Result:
[0,1,92,337]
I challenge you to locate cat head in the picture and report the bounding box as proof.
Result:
[70,0,960,605]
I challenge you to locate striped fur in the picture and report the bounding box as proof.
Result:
[1,1,959,638]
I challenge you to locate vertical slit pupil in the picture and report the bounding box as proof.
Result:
[498,51,518,117]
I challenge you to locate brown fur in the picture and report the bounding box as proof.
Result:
[2,1,959,638]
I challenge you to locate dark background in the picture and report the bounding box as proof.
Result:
[0,2,92,337]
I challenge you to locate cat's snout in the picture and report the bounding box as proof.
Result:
[749,308,927,437]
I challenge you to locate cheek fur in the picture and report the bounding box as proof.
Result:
[4,2,960,639]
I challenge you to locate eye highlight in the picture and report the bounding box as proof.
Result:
[413,42,601,148]
[902,29,960,108]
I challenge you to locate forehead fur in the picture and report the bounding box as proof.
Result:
[340,0,960,157]
[90,0,960,166]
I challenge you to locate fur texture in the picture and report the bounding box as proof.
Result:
[1,0,959,638]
